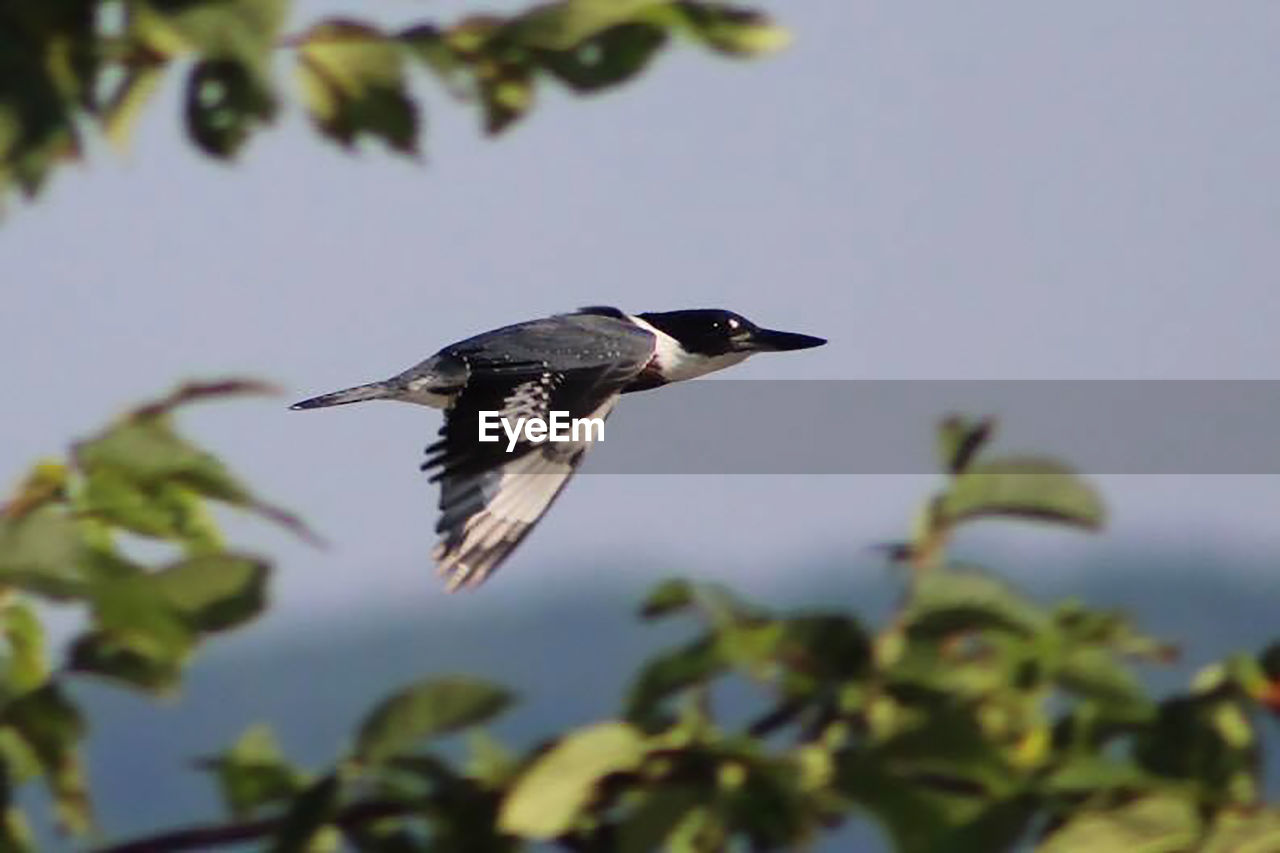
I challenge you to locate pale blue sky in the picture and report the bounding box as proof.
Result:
[3,1,1279,626]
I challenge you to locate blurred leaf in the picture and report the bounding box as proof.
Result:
[398,25,471,99]
[940,457,1105,531]
[937,416,994,475]
[1055,646,1153,719]
[0,801,34,853]
[128,0,288,63]
[1202,808,1280,853]
[355,677,514,764]
[478,58,534,135]
[507,0,663,50]
[1054,603,1177,664]
[465,728,519,788]
[777,614,872,685]
[838,749,1004,853]
[269,773,340,853]
[67,572,197,692]
[199,724,305,818]
[617,785,704,853]
[1,461,68,518]
[67,630,185,692]
[77,411,248,500]
[872,704,1021,799]
[296,21,419,154]
[1134,695,1259,804]
[78,467,221,550]
[1,600,47,693]
[63,632,151,689]
[639,577,695,620]
[906,567,1050,639]
[0,684,91,835]
[1036,792,1200,852]
[74,379,318,544]
[184,58,277,158]
[101,63,166,153]
[536,23,668,92]
[0,2,90,202]
[0,506,85,599]
[668,2,792,56]
[153,554,269,632]
[1043,755,1155,796]
[91,574,192,650]
[499,721,646,839]
[626,636,724,725]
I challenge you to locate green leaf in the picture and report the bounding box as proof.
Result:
[73,379,317,544]
[76,413,248,499]
[101,63,166,153]
[906,567,1050,639]
[617,785,704,853]
[668,2,792,56]
[1055,646,1153,719]
[0,506,85,599]
[355,677,514,764]
[67,573,196,691]
[507,0,666,50]
[936,415,994,475]
[78,467,222,550]
[1036,792,1200,852]
[1203,809,1280,853]
[478,60,534,135]
[0,684,92,835]
[198,724,305,818]
[499,721,647,839]
[66,630,185,692]
[940,457,1106,531]
[777,614,872,684]
[872,705,1020,798]
[1043,755,1155,796]
[398,25,469,98]
[1134,695,1259,806]
[625,636,724,725]
[153,554,269,632]
[465,728,519,788]
[268,774,340,853]
[0,802,34,853]
[128,0,287,64]
[296,21,419,154]
[536,22,669,92]
[638,578,695,620]
[184,58,277,158]
[1,600,47,692]
[838,749,1000,853]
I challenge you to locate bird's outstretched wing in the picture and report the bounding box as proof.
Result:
[421,360,638,590]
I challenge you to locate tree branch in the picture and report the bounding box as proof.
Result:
[93,798,421,853]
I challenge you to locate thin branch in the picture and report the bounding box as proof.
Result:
[93,798,421,853]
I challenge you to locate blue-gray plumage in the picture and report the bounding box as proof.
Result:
[291,306,825,591]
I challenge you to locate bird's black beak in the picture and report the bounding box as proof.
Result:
[739,327,827,352]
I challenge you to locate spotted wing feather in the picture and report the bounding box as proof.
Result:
[421,362,635,590]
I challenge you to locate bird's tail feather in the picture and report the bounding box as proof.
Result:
[290,381,393,410]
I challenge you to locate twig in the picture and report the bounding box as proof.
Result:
[93,798,419,853]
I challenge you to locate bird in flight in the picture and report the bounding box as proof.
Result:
[291,307,825,591]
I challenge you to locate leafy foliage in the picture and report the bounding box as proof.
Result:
[0,0,788,209]
[0,400,1262,852]
[0,379,308,843]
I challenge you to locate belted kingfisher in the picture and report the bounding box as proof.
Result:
[291,307,825,591]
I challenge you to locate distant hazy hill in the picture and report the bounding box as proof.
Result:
[66,545,1280,851]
